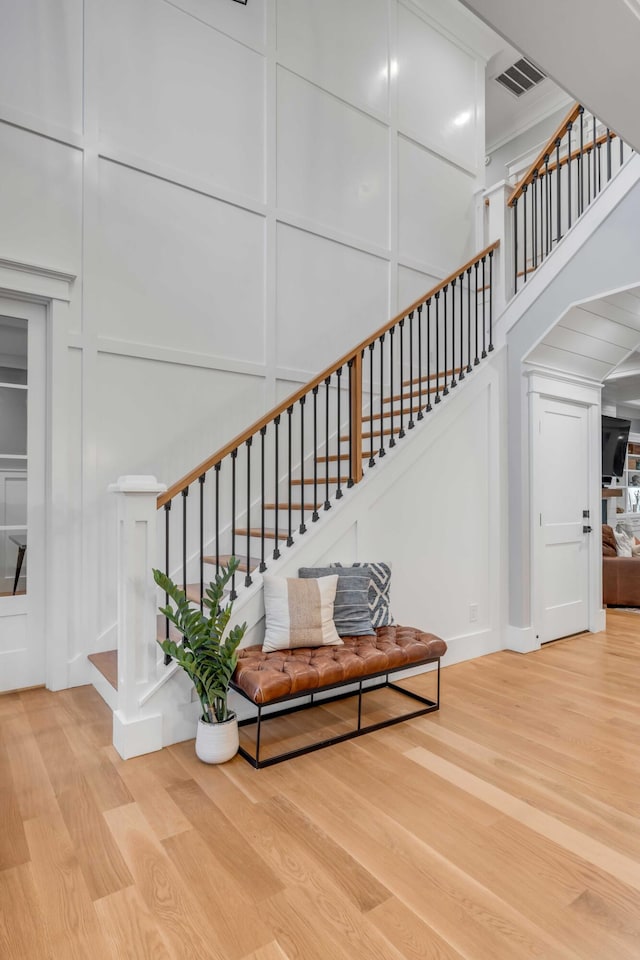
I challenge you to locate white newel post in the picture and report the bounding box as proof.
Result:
[483,180,513,323]
[109,475,167,759]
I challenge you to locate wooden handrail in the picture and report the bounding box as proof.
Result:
[157,239,500,507]
[532,129,617,181]
[507,103,582,207]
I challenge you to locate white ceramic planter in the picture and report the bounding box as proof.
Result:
[195,714,239,764]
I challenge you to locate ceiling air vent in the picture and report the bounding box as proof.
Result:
[495,58,546,97]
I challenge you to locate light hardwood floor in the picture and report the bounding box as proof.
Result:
[1,611,640,959]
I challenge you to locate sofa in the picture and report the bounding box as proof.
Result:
[602,524,640,606]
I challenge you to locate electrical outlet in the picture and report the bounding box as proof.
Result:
[469,603,478,622]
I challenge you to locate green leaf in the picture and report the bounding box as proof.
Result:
[154,560,246,720]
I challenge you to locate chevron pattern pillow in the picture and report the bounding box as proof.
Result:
[330,562,394,628]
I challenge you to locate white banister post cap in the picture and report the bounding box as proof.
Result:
[108,475,167,494]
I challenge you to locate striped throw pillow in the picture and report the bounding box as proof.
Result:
[298,566,375,636]
[262,575,342,652]
[330,562,394,628]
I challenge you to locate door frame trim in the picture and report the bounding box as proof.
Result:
[0,260,76,690]
[527,367,604,646]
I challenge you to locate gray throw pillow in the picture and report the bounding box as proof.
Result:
[298,566,375,637]
[330,562,394,628]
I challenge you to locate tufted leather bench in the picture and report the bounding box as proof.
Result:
[231,625,446,767]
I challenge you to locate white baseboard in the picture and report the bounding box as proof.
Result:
[504,624,540,654]
[591,608,607,634]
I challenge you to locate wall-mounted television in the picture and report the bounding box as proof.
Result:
[602,415,631,482]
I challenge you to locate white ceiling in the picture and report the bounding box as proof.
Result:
[459,0,640,154]
[526,290,640,384]
[485,43,570,153]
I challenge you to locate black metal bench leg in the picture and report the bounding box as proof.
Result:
[255,704,262,767]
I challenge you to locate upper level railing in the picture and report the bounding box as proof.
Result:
[156,240,498,626]
[508,103,631,290]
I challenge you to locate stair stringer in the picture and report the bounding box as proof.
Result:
[495,154,640,640]
[141,349,508,751]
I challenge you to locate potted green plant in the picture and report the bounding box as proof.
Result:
[152,558,247,763]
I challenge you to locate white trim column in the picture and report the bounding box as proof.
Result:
[483,180,513,323]
[109,474,167,759]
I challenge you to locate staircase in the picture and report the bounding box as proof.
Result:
[89,100,636,758]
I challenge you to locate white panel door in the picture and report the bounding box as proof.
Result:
[535,397,590,643]
[0,301,46,692]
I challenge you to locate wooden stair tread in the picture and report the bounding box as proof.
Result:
[263,502,325,510]
[88,651,118,691]
[402,366,464,386]
[234,528,289,540]
[382,383,456,403]
[316,452,369,462]
[185,582,233,603]
[202,554,260,573]
[363,407,424,421]
[342,428,395,441]
[291,476,349,485]
[156,614,183,644]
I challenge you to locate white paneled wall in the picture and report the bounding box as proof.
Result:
[276,68,390,247]
[276,225,389,374]
[0,0,495,682]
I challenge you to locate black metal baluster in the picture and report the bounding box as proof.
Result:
[399,321,406,435]
[532,171,538,268]
[474,260,479,365]
[587,146,592,204]
[488,249,494,352]
[434,295,440,404]
[389,327,395,446]
[408,312,415,425]
[368,342,375,465]
[513,198,518,291]
[425,301,432,411]
[556,136,562,241]
[458,274,465,380]
[312,386,319,520]
[324,376,332,509]
[245,438,252,587]
[164,500,171,656]
[523,183,528,282]
[378,338,386,452]
[578,107,584,216]
[181,487,188,596]
[451,280,457,387]
[544,155,550,255]
[597,139,602,193]
[538,168,543,263]
[481,256,487,359]
[417,306,424,416]
[607,128,612,181]
[567,120,572,229]
[466,269,472,373]
[286,406,293,546]
[592,116,597,198]
[199,474,204,611]
[620,136,624,166]
[336,367,344,496]
[230,451,237,599]
[347,359,355,484]
[215,462,220,574]
[299,397,306,534]
[259,427,266,572]
[443,291,449,396]
[273,416,280,559]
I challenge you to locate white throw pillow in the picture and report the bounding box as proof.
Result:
[614,528,633,557]
[262,575,343,652]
